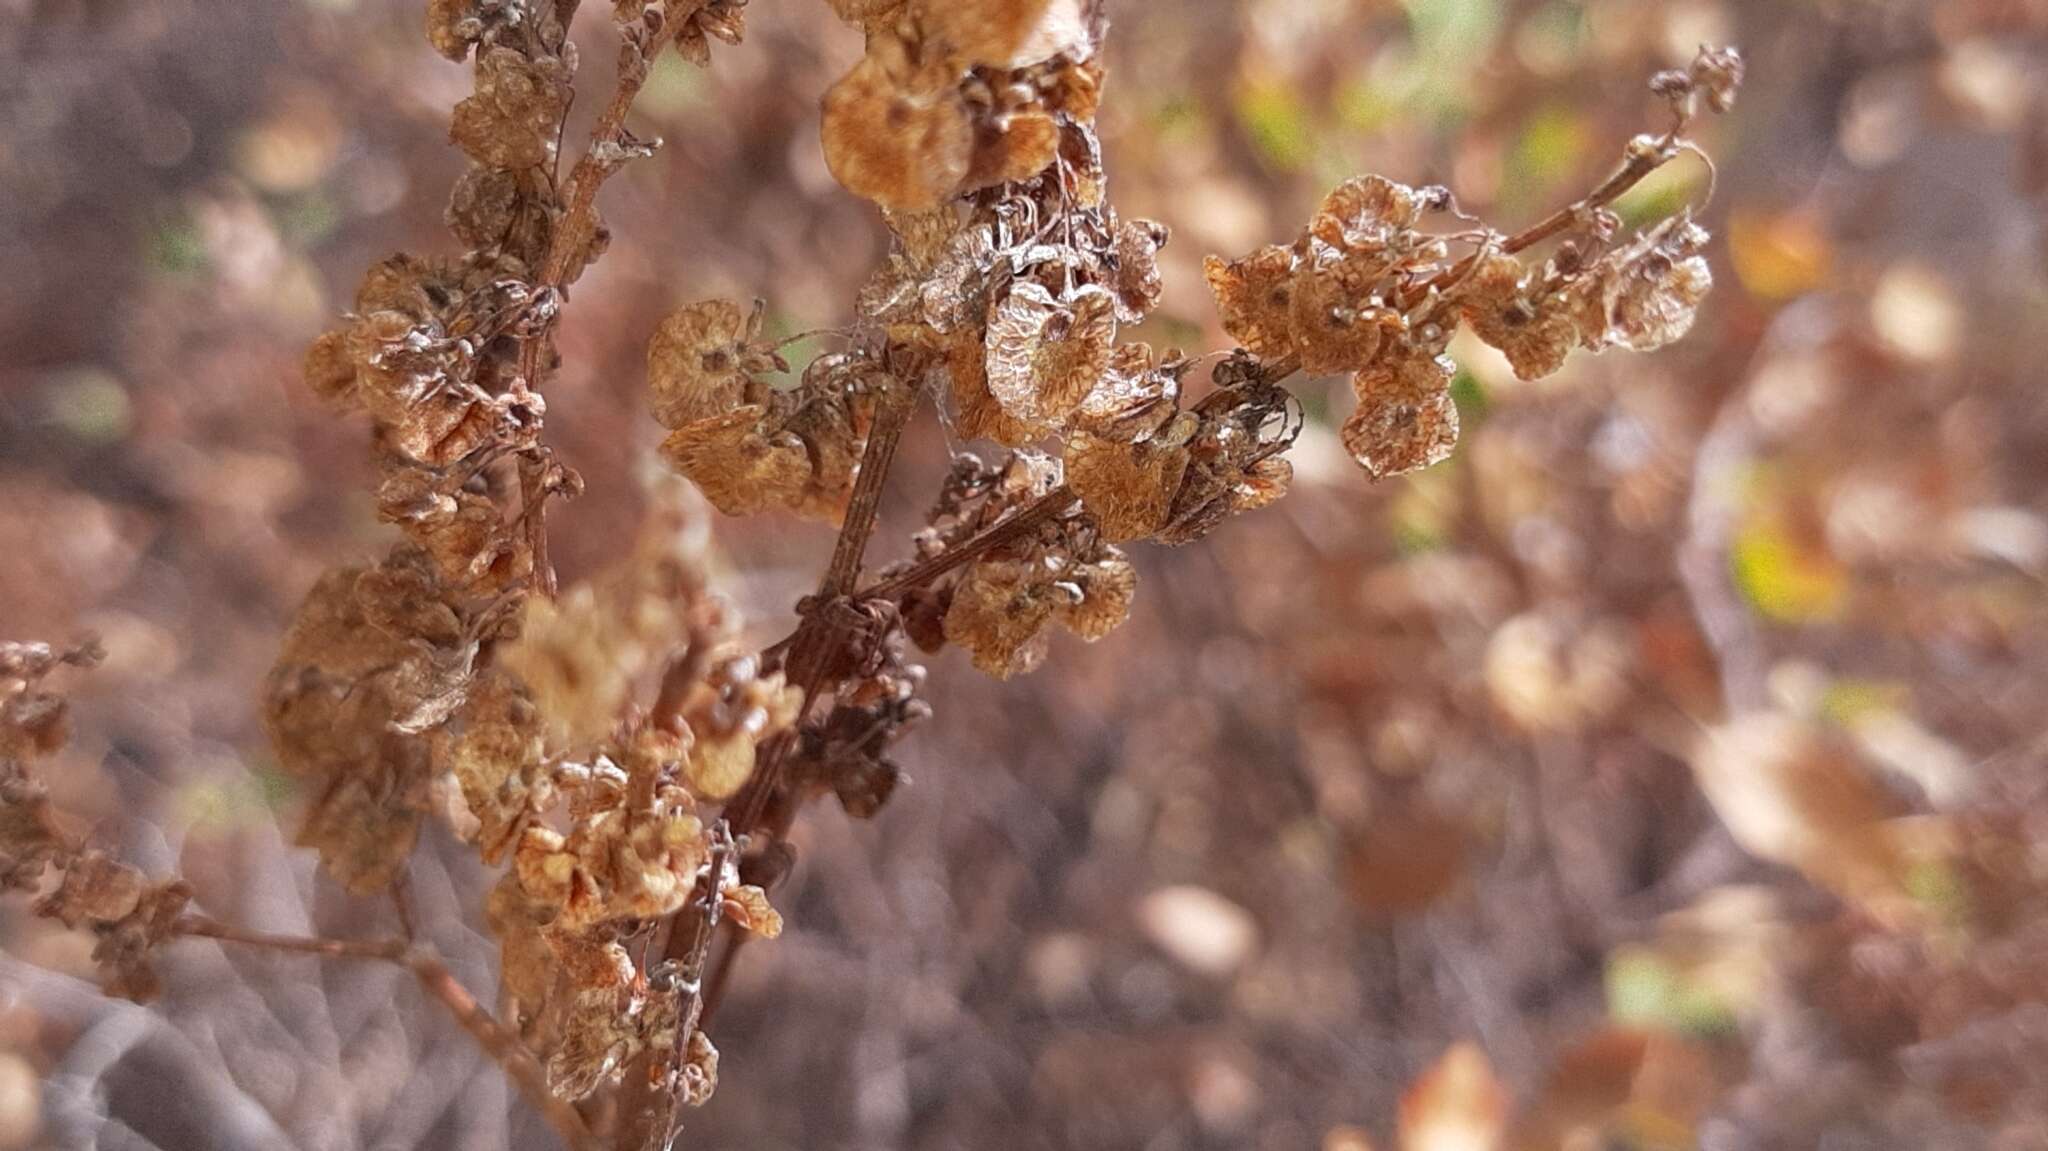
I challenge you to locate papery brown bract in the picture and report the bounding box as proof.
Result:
[821,48,974,213]
[451,47,567,171]
[1342,343,1460,481]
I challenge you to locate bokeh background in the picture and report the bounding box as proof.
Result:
[6,0,2048,1148]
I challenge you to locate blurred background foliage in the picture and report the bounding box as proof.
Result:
[5,0,2048,1148]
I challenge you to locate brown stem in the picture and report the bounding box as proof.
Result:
[722,386,918,838]
[1395,133,1684,314]
[863,484,1079,600]
[176,916,602,1151]
[620,385,920,1146]
[516,15,683,599]
[1501,134,1675,256]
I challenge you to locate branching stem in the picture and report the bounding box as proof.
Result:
[175,916,602,1151]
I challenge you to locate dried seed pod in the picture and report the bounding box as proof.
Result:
[302,329,358,404]
[1204,245,1299,359]
[0,763,65,892]
[659,406,812,516]
[1109,218,1170,323]
[1064,417,1194,542]
[647,299,769,430]
[34,852,190,1003]
[426,0,481,62]
[1056,549,1136,641]
[983,282,1117,426]
[1289,253,1401,373]
[1308,175,1426,254]
[925,0,1090,69]
[964,108,1062,191]
[264,563,454,893]
[446,164,522,250]
[821,49,973,211]
[675,0,748,67]
[1341,343,1459,480]
[1579,213,1715,353]
[1457,252,1579,380]
[943,558,1057,679]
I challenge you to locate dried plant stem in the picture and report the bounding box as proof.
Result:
[724,385,919,838]
[865,483,1080,600]
[623,387,921,1142]
[176,915,603,1151]
[517,13,683,599]
[1396,134,1689,315]
[1501,135,1676,256]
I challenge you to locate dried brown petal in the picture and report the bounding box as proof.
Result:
[1204,245,1299,359]
[1341,347,1459,480]
[984,282,1117,426]
[821,51,973,212]
[451,48,565,171]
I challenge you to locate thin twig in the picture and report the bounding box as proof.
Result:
[863,484,1080,600]
[516,11,684,599]
[175,916,602,1151]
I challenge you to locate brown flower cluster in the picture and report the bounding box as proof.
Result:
[2,640,192,1002]
[1207,45,1739,481]
[648,300,886,521]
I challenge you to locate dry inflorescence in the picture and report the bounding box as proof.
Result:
[0,3,1742,1148]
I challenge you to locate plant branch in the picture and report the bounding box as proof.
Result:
[516,14,683,599]
[863,484,1080,600]
[176,915,602,1151]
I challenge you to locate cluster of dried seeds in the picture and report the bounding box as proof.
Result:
[2,640,193,1002]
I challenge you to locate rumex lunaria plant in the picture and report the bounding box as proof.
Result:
[0,4,1741,1148]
